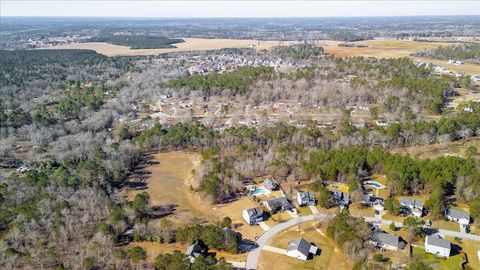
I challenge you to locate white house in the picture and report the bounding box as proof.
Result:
[286,238,319,260]
[425,235,451,258]
[445,208,470,225]
[297,191,315,206]
[370,232,402,251]
[400,197,424,217]
[242,207,264,225]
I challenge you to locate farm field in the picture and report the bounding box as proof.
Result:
[258,221,351,270]
[126,151,217,226]
[47,38,301,56]
[321,39,449,58]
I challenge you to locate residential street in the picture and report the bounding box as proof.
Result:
[244,213,480,270]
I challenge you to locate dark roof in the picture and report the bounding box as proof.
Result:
[265,197,293,210]
[426,235,451,249]
[298,191,315,201]
[372,232,399,247]
[287,238,311,256]
[245,207,262,218]
[445,208,470,220]
[186,242,207,258]
[362,194,384,204]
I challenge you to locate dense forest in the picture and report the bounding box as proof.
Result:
[412,43,480,63]
[87,35,185,49]
[0,43,479,269]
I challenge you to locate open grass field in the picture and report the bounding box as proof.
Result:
[258,221,352,270]
[391,137,480,160]
[349,203,375,217]
[213,196,265,241]
[47,38,301,56]
[412,246,465,270]
[126,151,217,226]
[125,242,188,262]
[446,236,480,270]
[321,38,480,75]
[321,39,449,58]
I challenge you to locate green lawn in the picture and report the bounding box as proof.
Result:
[412,247,465,270]
[298,206,313,216]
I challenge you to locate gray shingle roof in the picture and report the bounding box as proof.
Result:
[265,197,293,210]
[372,232,399,247]
[426,235,451,249]
[246,207,262,218]
[298,191,314,201]
[400,197,424,209]
[287,238,311,256]
[445,208,470,220]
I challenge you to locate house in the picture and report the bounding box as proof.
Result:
[331,189,350,207]
[185,242,208,263]
[370,232,403,251]
[361,194,384,206]
[264,179,280,191]
[297,191,315,206]
[400,198,424,217]
[242,207,264,225]
[445,208,470,225]
[263,197,293,213]
[375,120,389,127]
[425,235,451,258]
[286,238,319,260]
[16,165,29,173]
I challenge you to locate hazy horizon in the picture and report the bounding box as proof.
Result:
[1,1,479,18]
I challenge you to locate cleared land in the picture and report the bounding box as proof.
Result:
[258,221,351,270]
[127,151,216,226]
[47,38,301,56]
[321,39,449,58]
[391,137,480,160]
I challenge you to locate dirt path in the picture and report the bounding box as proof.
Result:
[127,151,217,226]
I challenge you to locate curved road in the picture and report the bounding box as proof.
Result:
[245,214,480,270]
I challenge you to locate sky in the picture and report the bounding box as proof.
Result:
[1,1,479,18]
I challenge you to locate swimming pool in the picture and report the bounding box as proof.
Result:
[250,187,270,197]
[364,181,384,189]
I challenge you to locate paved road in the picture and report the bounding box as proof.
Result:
[245,214,332,270]
[244,213,480,270]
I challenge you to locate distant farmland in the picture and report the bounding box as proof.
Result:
[86,35,185,49]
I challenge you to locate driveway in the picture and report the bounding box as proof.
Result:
[245,213,332,270]
[244,213,480,269]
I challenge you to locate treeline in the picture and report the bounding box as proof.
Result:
[163,66,275,95]
[0,49,134,87]
[0,80,126,127]
[87,35,184,49]
[327,210,371,265]
[133,118,480,209]
[272,44,325,60]
[412,43,480,62]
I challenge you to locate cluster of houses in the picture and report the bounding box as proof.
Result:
[240,178,474,263]
[186,54,291,75]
